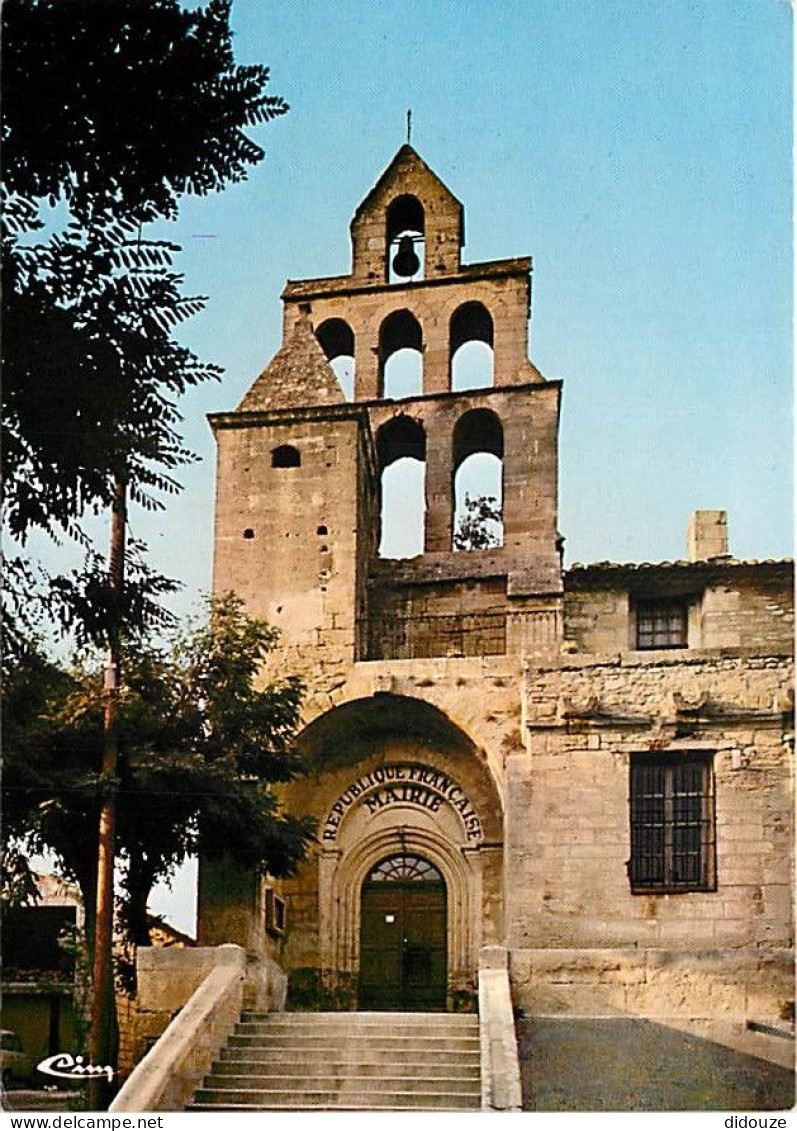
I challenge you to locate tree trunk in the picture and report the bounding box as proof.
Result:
[89,475,126,1109]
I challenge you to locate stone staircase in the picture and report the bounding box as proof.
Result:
[187,1011,482,1111]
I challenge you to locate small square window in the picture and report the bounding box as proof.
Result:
[629,753,716,893]
[636,599,687,650]
[264,888,286,936]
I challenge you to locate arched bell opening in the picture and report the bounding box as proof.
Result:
[379,309,424,400]
[316,317,355,401]
[450,301,494,391]
[376,415,426,559]
[452,409,504,551]
[331,827,480,1013]
[386,194,425,284]
[271,444,301,469]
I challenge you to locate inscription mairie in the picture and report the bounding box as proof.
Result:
[323,763,483,843]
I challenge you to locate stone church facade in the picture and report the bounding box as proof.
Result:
[198,146,794,1062]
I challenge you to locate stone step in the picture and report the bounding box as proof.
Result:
[219,1046,480,1067]
[189,1103,481,1112]
[204,1072,480,1092]
[192,1087,480,1109]
[212,1060,480,1079]
[227,1033,479,1051]
[188,1009,484,1113]
[241,1011,474,1025]
[232,1022,474,1035]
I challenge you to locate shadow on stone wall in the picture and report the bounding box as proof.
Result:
[517,1018,795,1112]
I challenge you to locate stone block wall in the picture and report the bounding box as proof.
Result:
[564,564,793,655]
[508,648,794,1027]
[701,573,794,652]
[212,409,366,666]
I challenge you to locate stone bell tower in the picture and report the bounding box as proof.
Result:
[201,144,562,967]
[209,144,563,688]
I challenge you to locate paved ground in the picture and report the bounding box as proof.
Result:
[2,1088,82,1112]
[517,1017,795,1112]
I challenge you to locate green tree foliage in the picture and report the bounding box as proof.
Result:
[2,595,316,953]
[1,0,288,626]
[3,209,221,542]
[453,493,502,551]
[2,0,286,225]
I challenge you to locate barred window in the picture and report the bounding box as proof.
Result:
[636,599,687,649]
[629,754,716,893]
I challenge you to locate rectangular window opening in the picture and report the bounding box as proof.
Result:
[636,598,688,650]
[629,753,716,893]
[264,888,287,936]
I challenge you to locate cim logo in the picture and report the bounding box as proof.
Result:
[37,1053,114,1084]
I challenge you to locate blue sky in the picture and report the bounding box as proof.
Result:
[31,1,794,931]
[134,0,792,607]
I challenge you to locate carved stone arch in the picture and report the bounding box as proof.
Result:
[323,825,481,1004]
[294,692,507,822]
[287,694,506,1007]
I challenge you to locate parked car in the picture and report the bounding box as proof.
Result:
[1,1031,32,1088]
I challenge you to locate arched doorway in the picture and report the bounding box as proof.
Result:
[359,853,447,1010]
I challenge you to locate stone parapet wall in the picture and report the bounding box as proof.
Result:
[510,947,793,1023]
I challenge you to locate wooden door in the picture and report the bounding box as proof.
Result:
[359,854,447,1010]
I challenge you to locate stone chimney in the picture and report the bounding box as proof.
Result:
[687,510,729,561]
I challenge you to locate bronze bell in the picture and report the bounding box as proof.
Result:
[392,234,420,278]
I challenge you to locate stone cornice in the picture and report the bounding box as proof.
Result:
[281,256,532,303]
[527,688,793,732]
[524,647,794,675]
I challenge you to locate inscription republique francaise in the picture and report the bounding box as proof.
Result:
[323,763,483,842]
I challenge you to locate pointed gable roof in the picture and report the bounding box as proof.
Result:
[352,144,463,229]
[237,315,346,412]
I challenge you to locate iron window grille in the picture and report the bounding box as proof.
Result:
[359,610,506,661]
[629,753,716,893]
[636,599,688,650]
[367,854,443,884]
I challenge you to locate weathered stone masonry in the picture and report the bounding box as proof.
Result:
[201,143,794,1070]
